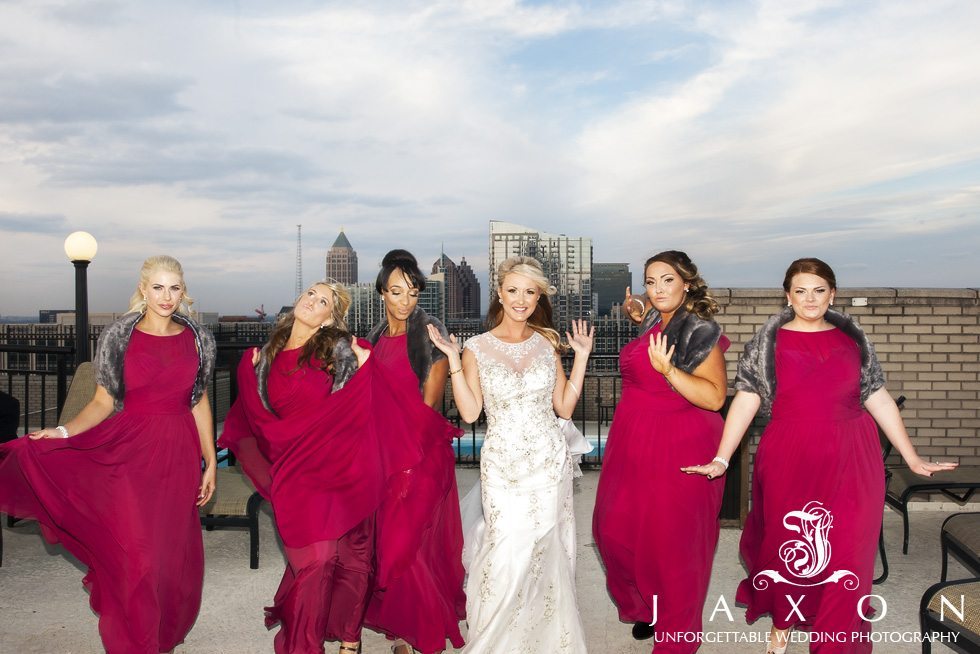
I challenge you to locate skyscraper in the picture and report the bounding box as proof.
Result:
[593,263,632,316]
[489,221,593,329]
[325,229,358,284]
[431,253,463,320]
[457,256,481,319]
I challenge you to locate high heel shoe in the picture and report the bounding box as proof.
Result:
[631,621,654,640]
[766,626,790,654]
[391,639,418,654]
[339,643,361,654]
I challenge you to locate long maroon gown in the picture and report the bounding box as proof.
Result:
[593,323,729,653]
[736,328,884,653]
[362,333,466,653]
[220,340,459,653]
[0,328,205,654]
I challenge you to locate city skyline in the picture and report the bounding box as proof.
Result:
[1,1,979,315]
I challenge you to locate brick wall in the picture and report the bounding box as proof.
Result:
[713,288,980,466]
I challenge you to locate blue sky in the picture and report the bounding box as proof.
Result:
[0,0,978,315]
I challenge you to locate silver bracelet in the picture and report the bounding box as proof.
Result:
[712,456,729,470]
[55,425,70,439]
[567,380,580,397]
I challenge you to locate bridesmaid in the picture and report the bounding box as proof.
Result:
[0,255,216,654]
[684,257,955,653]
[221,280,452,654]
[593,250,729,652]
[363,250,466,654]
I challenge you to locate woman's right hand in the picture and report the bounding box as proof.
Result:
[250,346,260,366]
[427,324,462,366]
[623,286,647,324]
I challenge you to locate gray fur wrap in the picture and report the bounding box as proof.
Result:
[637,306,723,373]
[366,306,448,391]
[94,311,216,412]
[734,306,886,416]
[255,337,359,415]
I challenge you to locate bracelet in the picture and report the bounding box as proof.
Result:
[567,380,580,397]
[712,456,729,470]
[663,365,677,378]
[55,425,69,439]
[449,367,463,376]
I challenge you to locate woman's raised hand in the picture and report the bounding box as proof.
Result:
[566,319,594,357]
[350,339,371,367]
[909,459,958,478]
[681,460,727,480]
[623,286,646,324]
[427,324,461,363]
[647,332,676,375]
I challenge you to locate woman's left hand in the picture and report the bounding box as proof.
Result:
[648,332,676,375]
[350,339,371,367]
[566,319,594,356]
[909,459,958,478]
[197,463,216,506]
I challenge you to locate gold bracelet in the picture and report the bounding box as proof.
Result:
[449,367,463,376]
[663,365,676,378]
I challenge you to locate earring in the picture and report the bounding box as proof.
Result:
[684,288,689,293]
[142,295,147,301]
[787,302,791,307]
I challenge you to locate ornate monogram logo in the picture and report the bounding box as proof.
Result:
[752,501,859,590]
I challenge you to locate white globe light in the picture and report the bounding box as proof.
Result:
[64,231,98,262]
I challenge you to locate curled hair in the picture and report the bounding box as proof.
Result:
[487,256,562,351]
[375,249,426,294]
[260,281,352,374]
[127,255,195,314]
[644,250,719,319]
[782,257,837,291]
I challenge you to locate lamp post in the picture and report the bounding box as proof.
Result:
[64,232,98,366]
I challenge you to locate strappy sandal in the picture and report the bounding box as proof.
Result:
[766,626,790,654]
[339,644,361,654]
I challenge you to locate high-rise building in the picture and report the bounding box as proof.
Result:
[419,273,446,324]
[325,229,358,284]
[345,283,383,336]
[488,221,593,329]
[593,263,632,317]
[457,257,481,319]
[431,254,463,320]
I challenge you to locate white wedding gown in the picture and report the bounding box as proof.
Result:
[460,331,588,654]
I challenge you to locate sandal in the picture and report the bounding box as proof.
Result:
[339,644,361,654]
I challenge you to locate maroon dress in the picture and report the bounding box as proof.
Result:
[593,323,729,653]
[362,334,466,653]
[736,328,884,653]
[0,328,205,654]
[220,341,458,653]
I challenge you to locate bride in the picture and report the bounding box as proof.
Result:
[428,256,593,653]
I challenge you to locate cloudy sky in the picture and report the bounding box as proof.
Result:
[1,0,978,316]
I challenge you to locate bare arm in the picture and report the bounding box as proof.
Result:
[552,320,593,419]
[865,388,957,477]
[422,358,450,410]
[681,390,761,478]
[29,385,115,439]
[649,335,727,411]
[427,325,483,423]
[192,391,217,506]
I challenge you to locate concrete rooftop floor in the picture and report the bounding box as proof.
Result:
[0,468,974,654]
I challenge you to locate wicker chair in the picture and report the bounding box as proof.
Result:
[941,513,980,582]
[920,579,980,653]
[199,466,264,569]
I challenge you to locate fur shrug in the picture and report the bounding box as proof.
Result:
[94,311,216,412]
[637,306,724,373]
[734,306,886,416]
[366,306,448,391]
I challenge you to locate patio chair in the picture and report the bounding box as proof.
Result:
[941,512,980,582]
[199,466,264,569]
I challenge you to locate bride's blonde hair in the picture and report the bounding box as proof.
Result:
[486,256,562,351]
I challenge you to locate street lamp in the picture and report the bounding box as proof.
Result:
[64,231,98,366]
